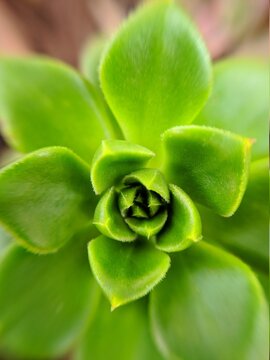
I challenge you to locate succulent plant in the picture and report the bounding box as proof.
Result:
[0,1,268,359]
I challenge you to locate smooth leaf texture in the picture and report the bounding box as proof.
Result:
[163,125,251,216]
[88,235,170,310]
[0,227,12,257]
[93,187,137,242]
[100,1,212,156]
[0,147,94,253]
[155,185,201,252]
[0,57,121,162]
[200,157,269,272]
[81,36,107,89]
[150,242,269,360]
[91,140,154,194]
[195,58,268,160]
[0,230,100,359]
[74,297,164,360]
[123,168,170,202]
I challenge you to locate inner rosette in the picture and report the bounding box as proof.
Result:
[93,168,170,240]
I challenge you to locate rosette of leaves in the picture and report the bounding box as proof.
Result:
[0,1,268,360]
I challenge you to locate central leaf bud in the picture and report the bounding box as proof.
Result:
[93,168,170,240]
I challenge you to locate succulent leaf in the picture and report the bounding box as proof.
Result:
[0,57,120,162]
[163,125,252,216]
[91,140,155,194]
[88,235,170,310]
[93,187,137,242]
[155,184,201,252]
[100,1,212,158]
[150,242,269,360]
[0,147,95,253]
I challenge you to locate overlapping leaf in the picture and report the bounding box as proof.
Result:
[195,58,268,160]
[0,147,94,253]
[88,235,170,310]
[0,57,121,162]
[162,125,251,216]
[150,242,269,360]
[100,1,212,158]
[73,297,163,360]
[0,230,100,359]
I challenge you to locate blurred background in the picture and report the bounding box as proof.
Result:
[0,0,268,157]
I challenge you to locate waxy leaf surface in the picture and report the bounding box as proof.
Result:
[74,297,163,360]
[88,235,170,309]
[91,140,154,194]
[150,242,269,360]
[163,125,251,216]
[0,232,100,359]
[100,1,212,156]
[0,57,120,162]
[200,157,269,272]
[93,187,137,242]
[155,185,201,252]
[0,147,94,253]
[195,58,268,159]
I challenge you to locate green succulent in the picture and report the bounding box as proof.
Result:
[0,1,268,360]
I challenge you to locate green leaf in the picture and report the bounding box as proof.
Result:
[0,57,120,162]
[88,235,170,310]
[199,157,269,272]
[150,242,269,360]
[0,227,12,257]
[100,1,212,157]
[125,210,168,239]
[93,187,137,242]
[195,58,268,160]
[0,147,94,253]
[155,185,201,252]
[80,36,107,89]
[91,140,154,194]
[0,230,100,359]
[73,297,164,360]
[163,125,252,216]
[123,168,170,202]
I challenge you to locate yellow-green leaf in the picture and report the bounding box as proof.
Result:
[163,125,252,216]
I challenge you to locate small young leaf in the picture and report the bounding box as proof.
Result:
[91,139,154,194]
[150,242,269,360]
[155,185,201,252]
[123,168,170,202]
[93,187,137,242]
[0,57,120,162]
[0,231,100,359]
[125,210,168,239]
[73,297,163,360]
[195,58,268,160]
[100,1,212,157]
[88,235,170,310]
[163,125,252,216]
[0,147,94,253]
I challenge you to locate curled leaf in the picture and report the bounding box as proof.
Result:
[93,187,137,242]
[155,184,201,252]
[88,235,170,310]
[91,140,154,194]
[163,125,252,216]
